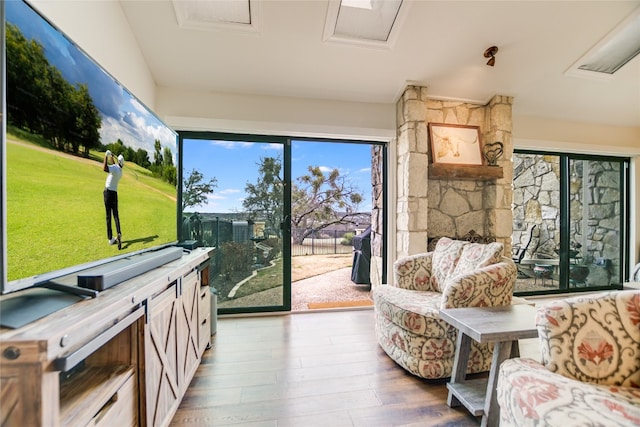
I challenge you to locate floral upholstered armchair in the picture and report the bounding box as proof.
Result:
[373,237,517,379]
[497,290,640,426]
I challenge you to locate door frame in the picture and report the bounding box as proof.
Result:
[178,132,388,313]
[178,131,292,314]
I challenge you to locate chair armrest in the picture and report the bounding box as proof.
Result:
[439,258,516,309]
[392,252,437,291]
[497,358,548,426]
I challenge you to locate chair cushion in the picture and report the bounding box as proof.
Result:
[536,290,640,388]
[497,358,640,427]
[373,285,449,336]
[393,252,435,291]
[430,237,467,292]
[452,242,504,278]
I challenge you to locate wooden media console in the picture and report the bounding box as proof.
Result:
[0,247,214,427]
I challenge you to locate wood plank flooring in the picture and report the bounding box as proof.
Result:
[170,308,482,427]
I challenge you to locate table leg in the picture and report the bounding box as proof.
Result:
[481,340,515,427]
[510,340,520,358]
[447,332,472,407]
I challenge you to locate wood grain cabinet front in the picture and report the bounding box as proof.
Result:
[177,271,201,391]
[60,365,137,427]
[143,266,211,427]
[144,283,180,427]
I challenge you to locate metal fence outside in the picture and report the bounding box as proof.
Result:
[291,228,355,256]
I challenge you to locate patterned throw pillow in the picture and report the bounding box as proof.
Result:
[430,237,467,292]
[452,242,504,278]
[536,290,640,387]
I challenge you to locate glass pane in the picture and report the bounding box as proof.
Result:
[290,140,374,310]
[181,137,286,312]
[512,153,560,292]
[569,159,621,288]
[513,152,625,295]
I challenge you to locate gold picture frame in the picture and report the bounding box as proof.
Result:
[428,123,483,166]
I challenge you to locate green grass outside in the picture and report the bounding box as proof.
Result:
[231,258,283,298]
[6,135,177,281]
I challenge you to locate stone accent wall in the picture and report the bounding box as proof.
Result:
[512,154,559,256]
[395,86,430,257]
[394,85,514,260]
[370,145,384,288]
[427,96,514,249]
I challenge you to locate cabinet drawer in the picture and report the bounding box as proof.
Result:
[199,315,211,351]
[60,365,136,427]
[89,372,137,427]
[199,286,211,317]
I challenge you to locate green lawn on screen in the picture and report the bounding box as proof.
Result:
[6,137,177,281]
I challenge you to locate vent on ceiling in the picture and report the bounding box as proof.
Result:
[566,6,640,80]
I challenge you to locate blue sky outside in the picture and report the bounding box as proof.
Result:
[7,0,177,160]
[182,139,373,214]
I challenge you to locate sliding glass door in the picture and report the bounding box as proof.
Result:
[179,132,291,313]
[512,151,629,295]
[566,157,625,289]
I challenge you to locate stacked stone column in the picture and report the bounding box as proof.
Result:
[395,86,431,258]
[396,86,514,258]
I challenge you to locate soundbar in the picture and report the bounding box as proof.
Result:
[77,247,184,291]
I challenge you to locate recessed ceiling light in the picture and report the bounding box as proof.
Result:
[172,0,260,33]
[566,6,640,79]
[335,0,401,41]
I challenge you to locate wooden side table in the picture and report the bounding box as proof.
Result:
[440,304,538,427]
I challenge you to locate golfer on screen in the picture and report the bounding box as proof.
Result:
[103,150,124,250]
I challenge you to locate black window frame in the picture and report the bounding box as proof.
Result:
[513,149,630,297]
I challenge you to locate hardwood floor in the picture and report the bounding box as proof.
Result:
[170,308,481,427]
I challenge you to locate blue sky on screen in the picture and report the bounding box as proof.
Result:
[7,0,177,160]
[182,139,373,214]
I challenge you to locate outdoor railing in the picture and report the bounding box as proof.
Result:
[291,228,354,256]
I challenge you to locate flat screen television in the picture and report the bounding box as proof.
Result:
[1,0,179,300]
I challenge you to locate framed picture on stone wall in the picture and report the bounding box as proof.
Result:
[428,123,483,166]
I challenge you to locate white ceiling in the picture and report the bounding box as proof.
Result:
[119,0,640,128]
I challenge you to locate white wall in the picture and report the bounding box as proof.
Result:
[514,116,640,155]
[158,87,396,142]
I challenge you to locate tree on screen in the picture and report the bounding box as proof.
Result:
[6,23,101,156]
